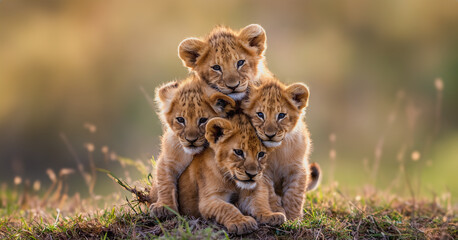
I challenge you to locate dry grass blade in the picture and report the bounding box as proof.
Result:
[98,168,151,204]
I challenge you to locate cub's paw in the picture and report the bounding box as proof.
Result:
[285,211,303,221]
[270,205,286,215]
[225,216,258,235]
[257,212,286,226]
[149,203,178,219]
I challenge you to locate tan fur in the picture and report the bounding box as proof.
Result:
[242,77,321,220]
[176,114,286,235]
[149,75,236,218]
[178,24,272,101]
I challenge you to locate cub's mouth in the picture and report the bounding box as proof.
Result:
[220,85,248,101]
[180,138,209,155]
[227,91,247,101]
[182,145,204,155]
[261,140,282,148]
[233,176,257,190]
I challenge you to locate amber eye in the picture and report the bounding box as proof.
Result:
[211,65,221,71]
[233,149,244,157]
[198,118,208,125]
[256,112,264,120]
[257,152,265,159]
[237,60,245,68]
[277,113,287,120]
[176,117,185,124]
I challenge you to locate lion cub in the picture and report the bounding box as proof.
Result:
[178,24,272,101]
[150,75,236,218]
[177,114,286,235]
[242,77,321,220]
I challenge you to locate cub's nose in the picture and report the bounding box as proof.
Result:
[245,170,258,179]
[226,81,240,91]
[265,133,276,139]
[185,137,198,144]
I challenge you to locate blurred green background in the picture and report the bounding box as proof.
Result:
[0,0,457,199]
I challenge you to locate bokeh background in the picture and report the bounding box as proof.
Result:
[1,0,457,200]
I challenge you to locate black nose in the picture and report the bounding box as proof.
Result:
[245,171,257,179]
[186,137,198,144]
[226,82,240,91]
[265,133,276,139]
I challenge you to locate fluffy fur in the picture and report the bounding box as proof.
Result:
[242,77,321,220]
[149,75,236,219]
[178,24,272,101]
[175,114,286,235]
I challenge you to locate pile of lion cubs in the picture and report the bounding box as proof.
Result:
[149,24,321,235]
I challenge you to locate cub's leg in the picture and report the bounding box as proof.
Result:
[149,181,158,204]
[150,154,192,218]
[199,193,258,235]
[281,165,308,220]
[238,180,286,226]
[264,173,285,215]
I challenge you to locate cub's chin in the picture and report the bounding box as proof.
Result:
[262,140,282,148]
[235,181,257,190]
[227,92,247,101]
[183,146,204,155]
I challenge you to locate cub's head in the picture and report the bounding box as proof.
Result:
[242,79,309,148]
[156,79,236,155]
[206,114,270,190]
[178,24,267,101]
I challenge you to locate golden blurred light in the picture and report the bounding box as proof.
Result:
[329,133,336,143]
[33,180,41,191]
[434,78,443,91]
[101,146,109,154]
[329,149,336,159]
[14,176,22,185]
[85,143,95,153]
[84,123,97,133]
[59,168,75,177]
[411,151,421,161]
[46,169,57,183]
[110,152,117,161]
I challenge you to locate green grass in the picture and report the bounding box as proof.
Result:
[1,184,456,239]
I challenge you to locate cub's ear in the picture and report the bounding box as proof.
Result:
[178,38,206,69]
[206,118,233,144]
[209,92,236,116]
[238,24,266,55]
[155,81,179,113]
[286,83,309,110]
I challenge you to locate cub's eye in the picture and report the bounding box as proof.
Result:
[176,117,185,124]
[257,152,266,159]
[233,149,244,157]
[256,112,264,120]
[198,118,208,125]
[211,65,221,71]
[237,60,245,68]
[277,113,287,120]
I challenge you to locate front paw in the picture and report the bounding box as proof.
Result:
[149,202,178,219]
[285,210,303,220]
[271,205,286,215]
[225,216,258,235]
[257,212,286,226]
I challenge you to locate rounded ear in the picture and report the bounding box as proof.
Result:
[155,81,179,113]
[178,38,206,69]
[286,83,309,110]
[205,118,233,144]
[209,92,236,116]
[238,24,266,55]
